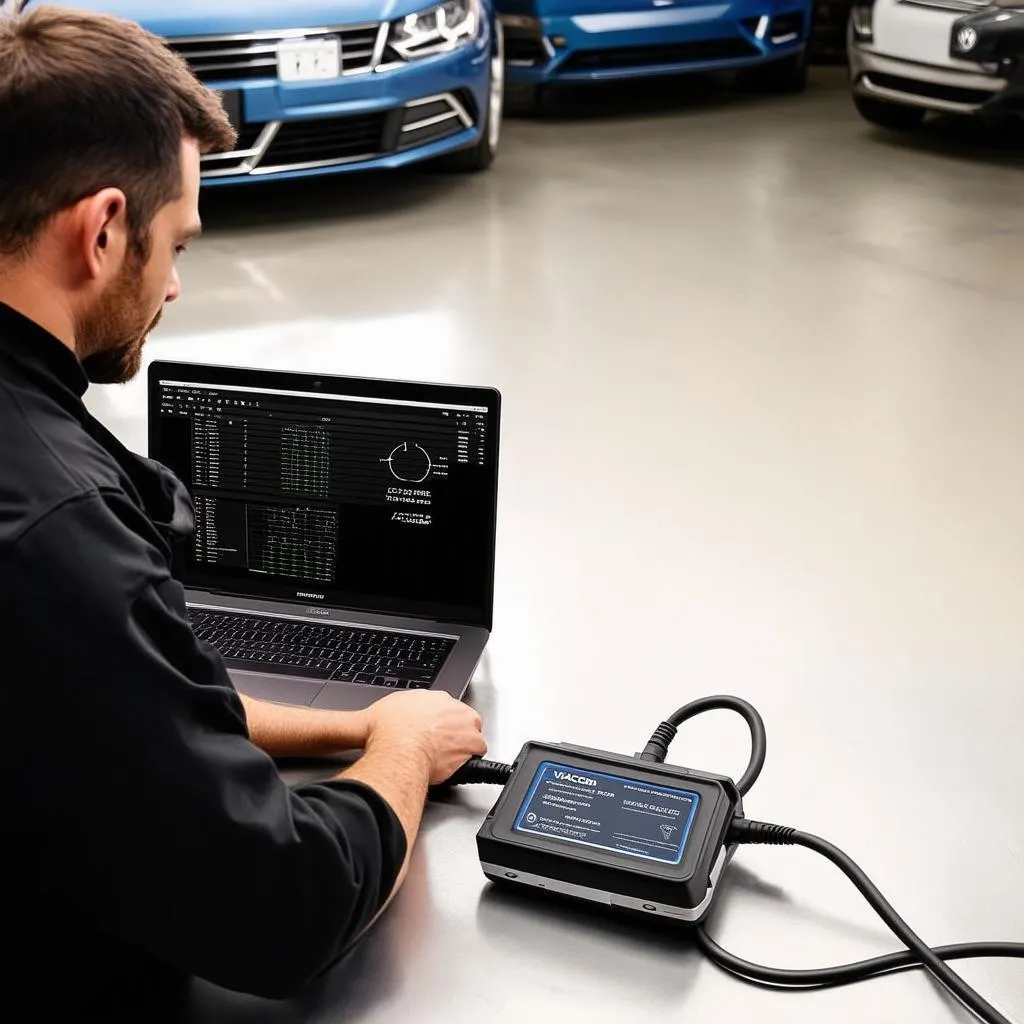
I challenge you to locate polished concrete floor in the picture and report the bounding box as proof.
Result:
[89,68,1023,1024]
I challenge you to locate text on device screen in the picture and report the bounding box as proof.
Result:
[514,762,701,865]
[156,380,491,619]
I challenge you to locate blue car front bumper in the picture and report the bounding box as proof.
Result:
[184,31,492,186]
[501,2,809,84]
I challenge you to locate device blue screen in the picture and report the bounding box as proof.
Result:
[514,761,700,865]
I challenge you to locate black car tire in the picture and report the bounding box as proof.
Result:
[853,94,928,130]
[436,25,504,173]
[739,51,809,94]
[505,84,549,117]
[809,0,855,65]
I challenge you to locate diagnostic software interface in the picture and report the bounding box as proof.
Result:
[155,378,493,620]
[514,762,701,865]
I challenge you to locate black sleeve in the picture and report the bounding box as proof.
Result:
[9,489,407,998]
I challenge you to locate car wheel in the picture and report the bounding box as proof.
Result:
[853,94,927,130]
[505,84,548,117]
[739,51,809,94]
[437,23,504,172]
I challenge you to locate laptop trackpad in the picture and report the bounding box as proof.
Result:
[230,671,324,707]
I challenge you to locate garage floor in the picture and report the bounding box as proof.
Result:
[100,67,1024,451]
[91,67,1024,1024]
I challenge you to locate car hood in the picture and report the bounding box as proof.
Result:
[20,0,434,37]
[499,0,663,15]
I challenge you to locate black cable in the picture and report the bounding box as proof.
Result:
[639,694,766,796]
[716,819,1017,1024]
[694,926,1024,990]
[437,758,514,788]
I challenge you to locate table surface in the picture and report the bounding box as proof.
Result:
[84,76,1024,1024]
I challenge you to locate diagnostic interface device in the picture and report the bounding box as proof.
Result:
[475,741,741,923]
[448,696,1019,1024]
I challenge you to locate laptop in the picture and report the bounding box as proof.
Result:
[147,361,500,710]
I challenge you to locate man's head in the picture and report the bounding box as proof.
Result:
[0,5,235,382]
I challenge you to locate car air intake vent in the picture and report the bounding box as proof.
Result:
[560,38,760,72]
[169,25,380,84]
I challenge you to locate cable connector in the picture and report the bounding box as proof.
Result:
[428,758,514,800]
[728,818,797,845]
[444,758,514,787]
[638,721,678,763]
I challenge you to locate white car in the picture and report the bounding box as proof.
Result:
[848,0,1024,129]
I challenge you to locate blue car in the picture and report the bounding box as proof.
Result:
[23,0,504,184]
[497,0,812,98]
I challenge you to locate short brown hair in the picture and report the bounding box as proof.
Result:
[0,4,236,258]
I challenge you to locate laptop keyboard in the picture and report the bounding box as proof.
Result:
[187,609,455,689]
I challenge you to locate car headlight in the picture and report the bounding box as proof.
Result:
[390,0,482,60]
[851,1,874,43]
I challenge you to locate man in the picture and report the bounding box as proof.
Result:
[0,6,487,1017]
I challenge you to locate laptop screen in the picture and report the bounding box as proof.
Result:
[148,362,499,628]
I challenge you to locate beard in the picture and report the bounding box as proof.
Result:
[78,254,163,385]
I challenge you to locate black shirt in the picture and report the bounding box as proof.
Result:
[0,302,406,1017]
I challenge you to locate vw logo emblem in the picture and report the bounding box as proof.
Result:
[957,26,978,51]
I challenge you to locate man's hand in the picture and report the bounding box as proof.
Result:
[339,691,487,923]
[361,690,487,784]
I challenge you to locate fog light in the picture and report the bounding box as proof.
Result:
[851,3,874,43]
[769,12,804,44]
[551,35,567,48]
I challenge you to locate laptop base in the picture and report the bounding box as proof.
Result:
[187,590,488,711]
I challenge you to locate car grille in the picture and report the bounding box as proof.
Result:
[559,38,760,73]
[898,0,990,11]
[260,112,388,170]
[398,94,473,150]
[865,71,995,107]
[200,93,475,178]
[169,24,381,84]
[235,123,265,152]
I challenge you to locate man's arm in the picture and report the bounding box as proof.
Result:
[237,693,370,758]
[13,492,410,999]
[340,690,485,849]
[337,741,430,926]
